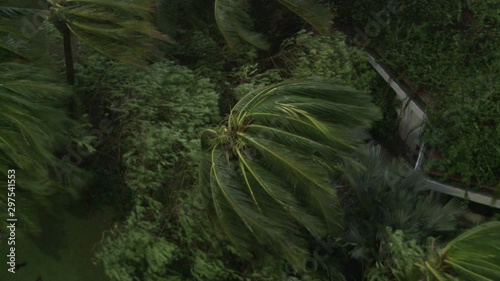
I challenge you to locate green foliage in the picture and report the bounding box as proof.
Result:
[341,146,465,262]
[91,59,220,280]
[366,228,425,281]
[92,58,324,280]
[5,1,498,281]
[201,79,380,270]
[365,222,500,281]
[168,31,223,68]
[214,0,271,50]
[0,0,171,65]
[54,0,173,63]
[367,76,400,149]
[285,31,376,91]
[424,85,499,186]
[335,0,500,186]
[214,0,333,50]
[230,63,285,100]
[156,0,215,37]
[229,31,379,102]
[0,62,88,231]
[427,220,500,281]
[275,0,333,34]
[96,197,183,281]
[0,5,49,60]
[111,61,219,133]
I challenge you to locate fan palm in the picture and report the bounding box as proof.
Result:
[1,0,172,84]
[341,146,466,262]
[214,0,333,50]
[421,221,500,281]
[200,79,380,269]
[0,62,85,231]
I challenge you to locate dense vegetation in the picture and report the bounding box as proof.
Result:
[0,0,498,280]
[335,0,500,187]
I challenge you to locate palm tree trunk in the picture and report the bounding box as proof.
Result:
[62,23,75,85]
[60,22,80,118]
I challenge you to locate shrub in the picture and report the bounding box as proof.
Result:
[285,31,376,91]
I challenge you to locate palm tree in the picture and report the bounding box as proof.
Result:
[341,146,466,263]
[421,221,500,281]
[0,62,85,231]
[200,79,380,270]
[214,0,333,50]
[1,0,172,84]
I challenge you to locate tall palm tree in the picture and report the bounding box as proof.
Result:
[200,79,380,270]
[1,0,173,84]
[214,0,333,50]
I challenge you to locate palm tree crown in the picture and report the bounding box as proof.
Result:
[200,79,380,269]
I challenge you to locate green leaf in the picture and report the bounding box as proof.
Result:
[275,0,333,34]
[214,0,270,50]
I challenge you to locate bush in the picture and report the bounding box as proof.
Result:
[365,228,426,281]
[285,31,376,91]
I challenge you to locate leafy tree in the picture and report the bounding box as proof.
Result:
[200,79,380,270]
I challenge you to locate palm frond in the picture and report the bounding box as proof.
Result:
[0,8,50,60]
[238,154,326,237]
[58,0,174,64]
[342,145,466,263]
[437,221,500,281]
[0,62,85,231]
[235,80,380,127]
[201,79,380,270]
[208,147,310,268]
[276,0,333,34]
[214,0,270,50]
[0,6,41,18]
